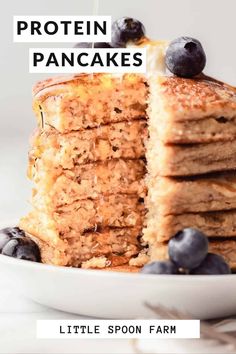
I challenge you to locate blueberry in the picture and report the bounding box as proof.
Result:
[165,37,206,78]
[0,231,11,253]
[111,17,145,47]
[2,237,41,262]
[168,228,208,270]
[140,260,179,275]
[1,227,25,238]
[74,42,112,48]
[0,227,25,252]
[191,253,231,275]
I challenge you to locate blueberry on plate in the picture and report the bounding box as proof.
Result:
[191,253,231,275]
[111,17,145,47]
[74,42,112,48]
[168,228,208,270]
[0,227,25,252]
[140,260,179,274]
[165,36,206,78]
[2,237,41,262]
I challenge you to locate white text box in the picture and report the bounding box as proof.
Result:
[37,319,200,339]
[14,16,111,42]
[29,48,146,74]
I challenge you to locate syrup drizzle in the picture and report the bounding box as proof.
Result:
[92,0,100,48]
[92,0,99,78]
[92,0,99,50]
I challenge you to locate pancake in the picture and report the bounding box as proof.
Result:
[29,120,147,169]
[148,172,236,215]
[33,73,147,133]
[26,227,143,268]
[20,194,145,246]
[31,159,146,208]
[145,209,236,243]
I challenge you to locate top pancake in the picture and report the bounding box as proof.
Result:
[33,73,147,133]
[154,76,236,121]
[149,76,236,144]
[33,73,236,139]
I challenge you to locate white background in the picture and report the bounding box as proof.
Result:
[0,1,236,353]
[0,0,236,221]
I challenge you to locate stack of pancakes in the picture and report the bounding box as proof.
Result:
[20,73,236,271]
[144,76,236,270]
[20,74,148,268]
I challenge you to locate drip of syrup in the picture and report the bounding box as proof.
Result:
[92,0,99,78]
[92,0,99,49]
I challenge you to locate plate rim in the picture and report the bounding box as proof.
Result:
[0,253,235,283]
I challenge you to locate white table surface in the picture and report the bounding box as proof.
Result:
[0,283,135,354]
[1,281,236,354]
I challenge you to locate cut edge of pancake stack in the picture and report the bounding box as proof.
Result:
[19,73,149,269]
[144,75,236,270]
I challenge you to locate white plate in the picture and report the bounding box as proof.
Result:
[0,221,236,319]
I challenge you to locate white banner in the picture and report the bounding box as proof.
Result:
[37,319,200,339]
[29,48,146,74]
[14,16,111,42]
